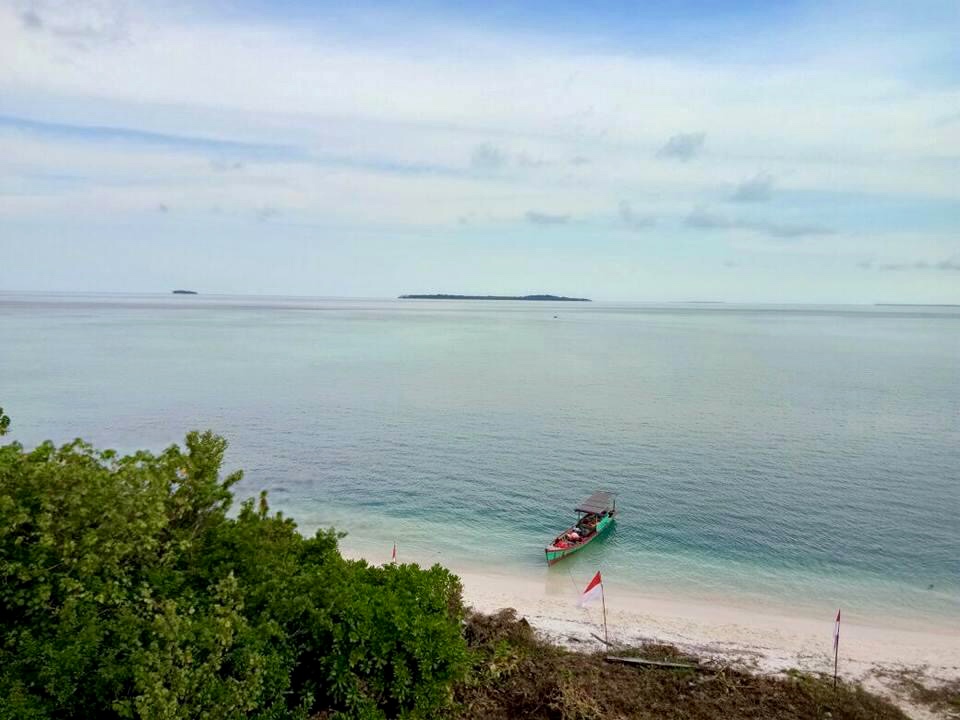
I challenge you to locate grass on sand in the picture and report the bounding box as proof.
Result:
[456,609,911,720]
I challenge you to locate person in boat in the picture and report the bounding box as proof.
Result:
[580,514,599,531]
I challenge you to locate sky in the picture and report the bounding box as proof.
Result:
[1,0,958,303]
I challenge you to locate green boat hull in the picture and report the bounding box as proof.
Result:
[545,512,615,565]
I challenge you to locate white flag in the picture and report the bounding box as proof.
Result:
[578,571,603,607]
[833,609,841,653]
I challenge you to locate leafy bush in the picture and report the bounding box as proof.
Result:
[0,425,466,719]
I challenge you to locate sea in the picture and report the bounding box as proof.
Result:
[1,293,958,627]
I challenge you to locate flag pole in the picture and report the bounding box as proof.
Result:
[600,580,608,645]
[833,608,840,689]
[833,641,838,689]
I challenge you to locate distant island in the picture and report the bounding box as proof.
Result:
[399,294,591,302]
[875,303,959,307]
[172,290,198,295]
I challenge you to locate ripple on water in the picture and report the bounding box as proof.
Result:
[2,295,958,623]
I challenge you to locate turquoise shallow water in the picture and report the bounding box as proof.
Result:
[1,293,958,624]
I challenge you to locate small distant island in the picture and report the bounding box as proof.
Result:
[399,294,591,302]
[172,289,198,295]
[875,303,959,307]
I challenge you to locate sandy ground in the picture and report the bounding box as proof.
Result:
[345,548,960,719]
[458,567,959,718]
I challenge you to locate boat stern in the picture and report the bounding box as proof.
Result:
[544,546,568,565]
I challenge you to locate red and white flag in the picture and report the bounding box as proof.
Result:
[833,609,841,652]
[391,542,397,563]
[578,571,603,607]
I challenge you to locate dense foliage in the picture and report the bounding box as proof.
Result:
[0,426,466,720]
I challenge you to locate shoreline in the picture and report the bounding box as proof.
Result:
[334,534,957,633]
[342,546,960,716]
[453,565,960,672]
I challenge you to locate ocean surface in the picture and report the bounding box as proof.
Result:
[1,293,958,626]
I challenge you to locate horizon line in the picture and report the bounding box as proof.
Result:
[1,290,958,308]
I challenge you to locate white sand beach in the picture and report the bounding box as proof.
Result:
[457,566,960,673]
[463,567,960,719]
[344,548,960,719]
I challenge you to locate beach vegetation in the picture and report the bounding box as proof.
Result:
[456,609,910,720]
[872,669,960,719]
[0,427,466,720]
[901,676,960,717]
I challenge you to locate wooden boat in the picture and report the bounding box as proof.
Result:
[545,491,617,565]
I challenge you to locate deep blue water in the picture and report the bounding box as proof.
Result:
[1,293,958,623]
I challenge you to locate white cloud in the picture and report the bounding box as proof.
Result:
[470,143,507,171]
[3,2,957,161]
[685,206,833,239]
[525,211,570,225]
[618,201,656,231]
[1,0,958,238]
[730,172,775,203]
[657,132,706,161]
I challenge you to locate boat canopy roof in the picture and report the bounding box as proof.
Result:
[575,491,616,514]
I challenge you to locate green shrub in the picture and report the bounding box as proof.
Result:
[0,425,466,719]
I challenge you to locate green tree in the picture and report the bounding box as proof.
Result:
[0,425,466,719]
[0,406,9,436]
